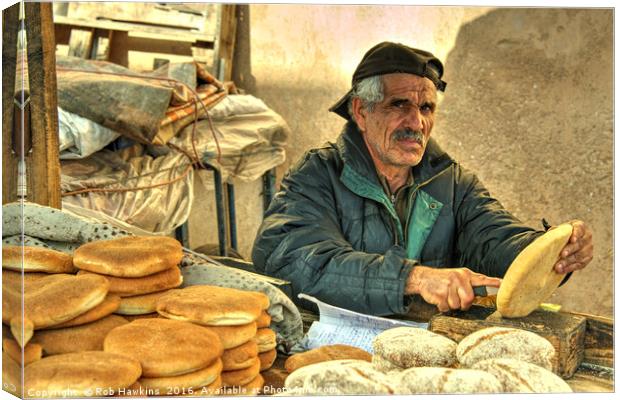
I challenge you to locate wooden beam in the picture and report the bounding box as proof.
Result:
[2,3,19,204]
[22,2,62,208]
[216,4,237,81]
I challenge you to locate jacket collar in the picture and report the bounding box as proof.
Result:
[335,121,454,186]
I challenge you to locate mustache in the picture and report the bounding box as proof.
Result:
[392,128,425,145]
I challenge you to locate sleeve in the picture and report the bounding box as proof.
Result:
[251,151,415,316]
[453,166,545,278]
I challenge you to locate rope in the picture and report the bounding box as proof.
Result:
[61,162,193,197]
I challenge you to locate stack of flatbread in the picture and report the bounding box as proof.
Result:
[104,318,224,396]
[73,236,184,319]
[156,285,273,396]
[2,246,113,354]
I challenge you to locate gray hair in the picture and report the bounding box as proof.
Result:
[347,75,384,121]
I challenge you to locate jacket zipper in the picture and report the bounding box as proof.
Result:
[397,165,454,246]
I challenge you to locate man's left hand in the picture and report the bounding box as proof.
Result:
[554,220,593,274]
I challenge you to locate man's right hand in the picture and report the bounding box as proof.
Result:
[405,266,502,312]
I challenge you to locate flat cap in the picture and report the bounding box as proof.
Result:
[329,42,446,120]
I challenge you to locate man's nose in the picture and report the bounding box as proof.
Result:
[404,108,424,131]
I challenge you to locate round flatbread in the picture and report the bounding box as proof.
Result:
[123,313,161,322]
[139,358,223,392]
[222,340,259,371]
[219,374,264,396]
[497,223,573,318]
[73,236,183,278]
[3,273,109,330]
[25,351,142,398]
[3,245,75,273]
[156,285,265,326]
[255,328,277,352]
[284,344,372,373]
[3,338,42,366]
[78,268,182,297]
[103,318,223,377]
[116,291,171,315]
[51,295,121,328]
[221,357,261,387]
[3,351,23,397]
[258,349,277,372]
[31,315,129,356]
[256,311,271,329]
[206,322,257,350]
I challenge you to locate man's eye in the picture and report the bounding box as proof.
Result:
[421,103,435,113]
[390,100,408,109]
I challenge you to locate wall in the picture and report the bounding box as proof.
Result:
[203,6,613,317]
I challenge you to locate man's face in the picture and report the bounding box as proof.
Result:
[354,73,437,169]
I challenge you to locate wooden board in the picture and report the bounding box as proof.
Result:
[563,311,613,368]
[428,305,586,379]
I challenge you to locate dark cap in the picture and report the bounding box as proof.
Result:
[329,42,447,120]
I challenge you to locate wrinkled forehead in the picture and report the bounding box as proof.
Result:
[381,73,437,101]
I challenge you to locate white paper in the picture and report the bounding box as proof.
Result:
[299,293,428,354]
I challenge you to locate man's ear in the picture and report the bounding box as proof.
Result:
[351,97,368,132]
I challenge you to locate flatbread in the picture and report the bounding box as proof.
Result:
[73,236,183,277]
[222,340,259,371]
[116,291,171,315]
[78,267,183,297]
[2,245,75,273]
[258,349,277,372]
[51,294,121,328]
[3,273,109,344]
[123,313,161,322]
[497,223,573,318]
[219,374,264,396]
[103,318,223,378]
[25,351,142,398]
[284,344,372,373]
[221,357,261,387]
[139,358,223,392]
[156,285,265,326]
[205,322,257,350]
[255,328,277,352]
[31,315,129,356]
[3,351,23,397]
[256,311,271,329]
[3,338,42,366]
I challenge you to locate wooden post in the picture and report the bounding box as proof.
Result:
[216,4,237,81]
[2,3,20,204]
[14,2,61,207]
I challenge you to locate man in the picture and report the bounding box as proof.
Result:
[252,42,593,316]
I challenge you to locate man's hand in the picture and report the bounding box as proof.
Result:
[405,266,501,313]
[554,220,594,274]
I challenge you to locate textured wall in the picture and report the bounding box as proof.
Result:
[195,6,612,317]
[433,8,613,317]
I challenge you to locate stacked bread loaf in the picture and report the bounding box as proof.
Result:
[156,285,272,396]
[104,318,224,397]
[73,236,184,319]
[2,246,116,355]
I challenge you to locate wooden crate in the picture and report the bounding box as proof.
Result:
[428,305,587,379]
